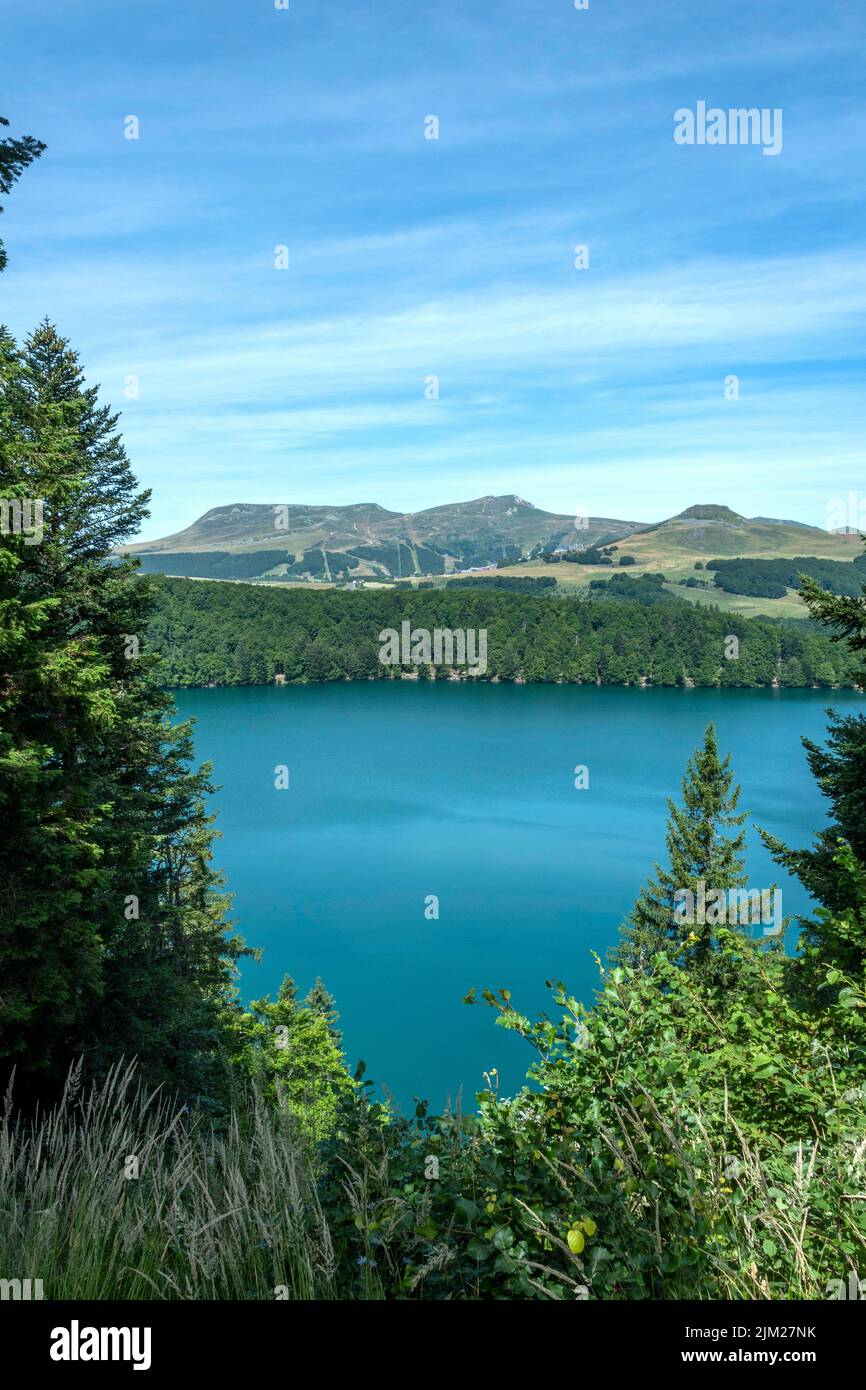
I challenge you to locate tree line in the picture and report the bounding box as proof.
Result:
[709,552,866,599]
[147,573,860,688]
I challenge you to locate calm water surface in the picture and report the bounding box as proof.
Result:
[171,683,863,1109]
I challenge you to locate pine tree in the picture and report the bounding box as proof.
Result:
[223,976,352,1139]
[0,116,45,272]
[761,713,866,920]
[0,323,131,1078]
[613,723,748,975]
[0,323,254,1100]
[761,545,866,984]
[278,974,298,1006]
[304,976,342,1045]
[798,557,866,688]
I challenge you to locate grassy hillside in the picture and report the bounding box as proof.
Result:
[447,506,863,618]
[609,506,860,567]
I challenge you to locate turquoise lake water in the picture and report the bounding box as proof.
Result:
[172,683,863,1110]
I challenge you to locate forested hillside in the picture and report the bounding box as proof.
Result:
[709,553,866,599]
[147,575,859,688]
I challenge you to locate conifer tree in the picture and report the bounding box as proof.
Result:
[304,976,342,1045]
[224,975,352,1138]
[0,326,109,1076]
[0,115,44,272]
[761,713,866,919]
[761,547,866,985]
[613,723,748,975]
[0,323,253,1099]
[798,557,866,687]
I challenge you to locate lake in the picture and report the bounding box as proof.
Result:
[172,683,863,1110]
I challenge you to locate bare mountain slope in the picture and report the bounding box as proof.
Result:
[123,495,646,580]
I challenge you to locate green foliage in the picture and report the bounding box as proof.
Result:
[135,549,297,580]
[0,115,45,272]
[146,575,860,689]
[761,543,866,977]
[761,711,866,924]
[0,324,254,1100]
[444,574,556,592]
[709,553,866,600]
[796,543,866,687]
[222,975,354,1141]
[544,544,616,564]
[588,572,674,605]
[613,723,749,977]
[455,944,866,1298]
[304,976,343,1044]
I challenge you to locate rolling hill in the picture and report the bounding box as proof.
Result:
[615,504,858,561]
[447,502,864,618]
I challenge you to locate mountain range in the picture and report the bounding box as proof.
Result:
[123,497,860,582]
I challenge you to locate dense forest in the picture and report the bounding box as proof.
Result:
[3,130,866,1304]
[132,535,531,581]
[136,541,453,581]
[709,553,866,599]
[444,574,557,592]
[587,571,682,604]
[542,542,618,564]
[147,573,860,688]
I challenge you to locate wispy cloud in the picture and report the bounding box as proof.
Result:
[3,0,865,536]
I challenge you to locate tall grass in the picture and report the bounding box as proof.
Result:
[2,1062,862,1299]
[0,1061,336,1300]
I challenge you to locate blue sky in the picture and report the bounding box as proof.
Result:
[2,0,865,539]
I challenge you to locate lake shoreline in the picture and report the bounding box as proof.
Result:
[163,672,863,692]
[149,576,861,689]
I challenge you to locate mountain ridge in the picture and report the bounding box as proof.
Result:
[123,495,860,583]
[122,494,646,580]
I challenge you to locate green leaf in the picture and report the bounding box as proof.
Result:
[454,1196,481,1223]
[466,1236,492,1261]
[492,1225,515,1251]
